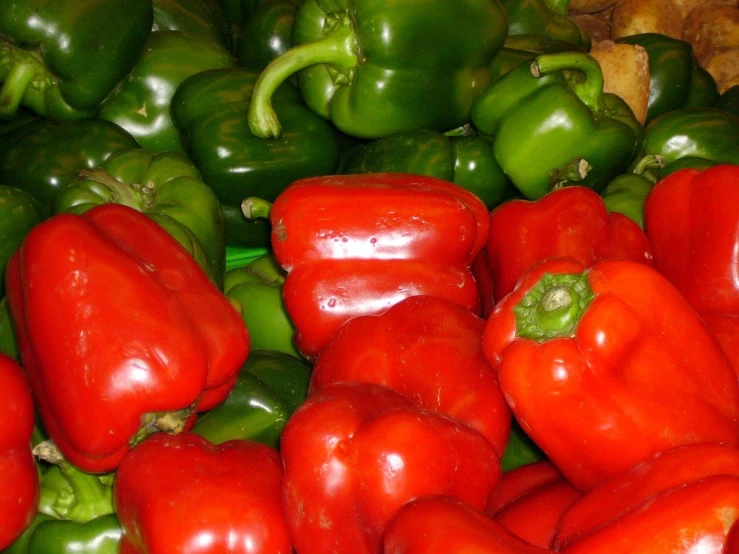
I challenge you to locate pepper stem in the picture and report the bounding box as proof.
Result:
[549,158,591,189]
[631,154,664,176]
[0,61,35,118]
[248,11,358,139]
[514,272,595,341]
[77,168,153,211]
[531,53,605,112]
[241,197,272,220]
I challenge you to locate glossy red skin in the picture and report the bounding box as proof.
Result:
[383,496,551,554]
[486,186,654,303]
[280,382,502,554]
[702,313,739,379]
[269,173,489,358]
[115,433,291,554]
[483,258,739,491]
[487,461,581,549]
[0,354,38,550]
[310,295,511,457]
[6,205,249,473]
[560,475,739,553]
[555,443,739,549]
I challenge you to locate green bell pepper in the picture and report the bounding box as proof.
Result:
[21,515,122,554]
[472,52,641,199]
[501,422,545,473]
[0,119,139,217]
[340,129,513,210]
[0,186,42,297]
[99,31,236,155]
[171,68,341,247]
[501,0,590,49]
[716,85,739,117]
[225,254,299,358]
[193,349,311,448]
[0,0,153,120]
[601,155,664,229]
[247,0,509,139]
[616,33,718,124]
[53,148,226,288]
[641,108,739,167]
[490,34,586,82]
[237,0,298,70]
[153,0,233,51]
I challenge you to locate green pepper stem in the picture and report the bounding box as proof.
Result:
[77,168,153,211]
[632,154,664,176]
[248,12,358,139]
[543,0,571,16]
[531,53,605,112]
[550,158,591,189]
[0,61,35,118]
[241,197,272,220]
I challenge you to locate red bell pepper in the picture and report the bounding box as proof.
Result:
[482,257,739,491]
[554,443,739,553]
[644,164,739,377]
[383,496,550,554]
[484,186,653,306]
[261,173,489,358]
[6,204,249,473]
[486,461,581,549]
[114,432,291,554]
[280,382,502,554]
[0,353,38,550]
[310,295,511,457]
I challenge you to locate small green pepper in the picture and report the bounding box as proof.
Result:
[501,0,590,49]
[601,155,664,229]
[153,0,233,51]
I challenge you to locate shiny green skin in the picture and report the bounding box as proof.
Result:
[237,0,297,70]
[53,148,226,288]
[601,156,664,229]
[100,31,236,155]
[341,130,513,210]
[502,0,590,49]
[252,0,509,139]
[716,85,739,117]
[225,254,299,358]
[6,514,121,554]
[0,119,139,216]
[472,53,641,200]
[642,108,739,167]
[501,422,545,473]
[0,0,152,120]
[617,34,718,124]
[490,34,586,82]
[153,0,233,50]
[171,68,341,247]
[0,186,42,297]
[193,349,311,448]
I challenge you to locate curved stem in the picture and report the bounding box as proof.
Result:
[0,61,35,118]
[241,197,272,220]
[632,154,664,176]
[550,158,590,189]
[248,13,358,138]
[77,169,149,210]
[531,53,605,112]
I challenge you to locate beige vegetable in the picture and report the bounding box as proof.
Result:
[567,0,618,14]
[683,0,739,64]
[590,41,650,123]
[610,0,683,40]
[705,48,739,91]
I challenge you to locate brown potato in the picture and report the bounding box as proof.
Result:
[590,41,651,123]
[683,0,739,64]
[567,0,618,14]
[672,0,713,18]
[611,0,683,40]
[704,48,739,91]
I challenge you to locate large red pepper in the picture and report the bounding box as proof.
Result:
[644,164,739,378]
[383,496,550,554]
[280,382,501,554]
[114,432,291,554]
[6,204,249,473]
[0,353,38,550]
[554,443,739,553]
[310,295,511,457]
[482,258,739,491]
[259,173,489,358]
[484,186,653,306]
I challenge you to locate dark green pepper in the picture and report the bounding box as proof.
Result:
[100,31,236,155]
[716,85,739,117]
[616,33,719,123]
[472,52,641,199]
[0,0,153,120]
[53,149,226,288]
[601,155,664,229]
[193,349,311,448]
[641,108,739,167]
[340,129,513,210]
[171,68,341,247]
[247,0,509,139]
[0,186,42,296]
[0,119,139,216]
[237,0,298,70]
[23,514,122,554]
[490,34,586,82]
[0,296,18,360]
[225,254,299,358]
[153,0,233,51]
[501,0,590,49]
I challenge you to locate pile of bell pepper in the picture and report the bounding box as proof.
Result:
[1,1,739,553]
